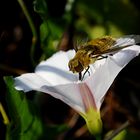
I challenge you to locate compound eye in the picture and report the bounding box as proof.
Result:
[74,61,83,73]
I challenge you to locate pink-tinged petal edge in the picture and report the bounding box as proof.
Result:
[78,83,97,111]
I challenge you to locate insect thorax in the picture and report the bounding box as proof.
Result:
[85,36,116,52]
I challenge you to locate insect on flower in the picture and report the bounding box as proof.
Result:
[14,44,140,135]
[68,35,140,80]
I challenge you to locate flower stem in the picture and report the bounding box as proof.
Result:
[0,102,10,125]
[104,121,130,140]
[17,0,38,66]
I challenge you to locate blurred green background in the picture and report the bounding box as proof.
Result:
[0,0,140,139]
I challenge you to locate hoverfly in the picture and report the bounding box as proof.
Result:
[68,35,140,80]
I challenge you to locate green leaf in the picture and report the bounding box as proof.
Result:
[33,0,48,21]
[39,21,58,58]
[45,124,69,140]
[4,76,69,140]
[113,129,140,140]
[34,0,65,58]
[4,76,44,140]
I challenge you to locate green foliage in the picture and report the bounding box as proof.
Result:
[4,76,69,140]
[113,129,140,140]
[4,76,44,140]
[34,0,67,59]
[39,19,64,58]
[34,0,140,59]
[75,0,140,38]
[33,0,48,21]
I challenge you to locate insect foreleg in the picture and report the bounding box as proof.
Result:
[81,66,90,81]
[79,72,82,81]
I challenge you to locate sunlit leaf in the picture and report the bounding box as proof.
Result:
[4,76,44,140]
[4,76,70,140]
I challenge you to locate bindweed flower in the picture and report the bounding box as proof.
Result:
[14,44,140,136]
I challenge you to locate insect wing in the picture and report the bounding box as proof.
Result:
[104,35,140,54]
[113,35,140,48]
[91,35,140,57]
[74,38,89,52]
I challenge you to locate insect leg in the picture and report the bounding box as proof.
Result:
[97,53,114,60]
[97,55,108,60]
[81,66,90,80]
[109,53,113,56]
[79,72,82,81]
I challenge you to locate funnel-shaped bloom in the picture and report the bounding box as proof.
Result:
[14,45,140,135]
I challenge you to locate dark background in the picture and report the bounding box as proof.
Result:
[1,0,140,139]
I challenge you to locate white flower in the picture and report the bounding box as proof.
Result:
[14,37,140,135]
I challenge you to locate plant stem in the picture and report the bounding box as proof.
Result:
[104,121,130,140]
[0,102,10,125]
[0,64,27,74]
[17,0,38,66]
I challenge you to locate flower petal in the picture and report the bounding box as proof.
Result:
[40,83,85,113]
[35,50,79,85]
[15,73,85,113]
[85,45,140,110]
[15,73,50,92]
[110,45,140,67]
[115,35,140,47]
